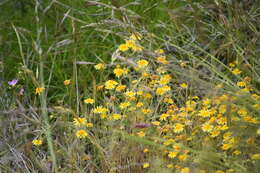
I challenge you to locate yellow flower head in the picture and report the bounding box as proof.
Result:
[156,85,171,95]
[143,162,150,168]
[215,170,224,173]
[181,167,190,173]
[130,33,142,41]
[167,164,174,168]
[116,85,127,92]
[251,154,260,160]
[112,113,122,120]
[137,59,149,68]
[84,98,94,104]
[35,87,45,95]
[118,44,129,52]
[143,148,149,153]
[94,63,105,70]
[236,81,246,87]
[178,154,188,161]
[73,117,87,126]
[160,113,170,121]
[63,79,71,85]
[151,121,160,126]
[201,123,213,132]
[76,129,88,138]
[174,123,184,133]
[136,102,144,108]
[131,44,143,52]
[168,151,178,158]
[124,91,136,97]
[198,109,212,117]
[142,108,152,114]
[180,83,188,89]
[32,139,43,146]
[137,131,145,137]
[233,150,241,155]
[85,123,93,127]
[221,143,232,150]
[232,68,242,75]
[105,80,118,89]
[93,106,108,114]
[113,67,128,78]
[155,49,164,54]
[119,102,131,109]
[156,56,169,64]
[159,74,172,85]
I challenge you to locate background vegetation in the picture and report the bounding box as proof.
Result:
[0,0,259,172]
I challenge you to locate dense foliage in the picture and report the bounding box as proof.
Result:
[0,0,259,172]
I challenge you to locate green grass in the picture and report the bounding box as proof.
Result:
[0,0,259,172]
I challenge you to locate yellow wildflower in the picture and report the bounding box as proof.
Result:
[237,81,246,87]
[159,74,172,85]
[233,150,241,155]
[105,80,118,89]
[112,113,122,120]
[155,49,164,54]
[156,56,168,64]
[119,102,131,109]
[201,123,213,132]
[160,113,170,121]
[203,98,211,106]
[131,44,143,52]
[143,162,150,168]
[137,131,145,137]
[85,123,93,127]
[251,154,260,160]
[198,109,212,117]
[143,148,149,153]
[115,85,126,92]
[130,33,142,41]
[215,170,224,173]
[32,139,43,146]
[118,44,129,52]
[181,167,190,173]
[113,67,128,77]
[178,154,188,161]
[151,121,160,126]
[94,63,105,70]
[124,91,136,97]
[63,79,71,85]
[180,83,188,89]
[168,151,178,159]
[221,143,232,150]
[167,164,174,168]
[156,85,171,95]
[238,108,248,116]
[229,62,235,67]
[97,85,104,90]
[142,108,152,114]
[76,129,88,138]
[93,106,108,114]
[173,123,184,133]
[84,98,94,104]
[136,102,144,108]
[137,59,149,68]
[35,87,44,95]
[73,117,87,126]
[232,68,241,75]
[210,130,220,138]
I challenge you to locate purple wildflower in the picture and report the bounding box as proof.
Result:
[8,79,18,86]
